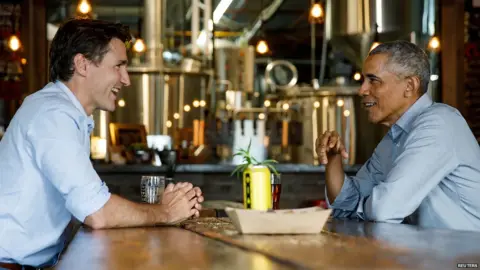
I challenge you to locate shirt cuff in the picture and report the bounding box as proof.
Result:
[325,174,360,212]
[66,181,111,222]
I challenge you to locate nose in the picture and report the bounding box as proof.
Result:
[358,81,370,97]
[120,68,130,87]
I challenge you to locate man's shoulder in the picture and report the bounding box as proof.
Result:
[409,102,469,139]
[414,102,464,125]
[22,84,81,117]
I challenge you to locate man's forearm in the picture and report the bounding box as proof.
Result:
[325,154,345,204]
[84,194,169,229]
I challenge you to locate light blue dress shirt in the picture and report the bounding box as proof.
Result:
[0,81,111,266]
[327,94,480,231]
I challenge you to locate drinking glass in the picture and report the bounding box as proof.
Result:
[271,173,282,210]
[140,176,165,204]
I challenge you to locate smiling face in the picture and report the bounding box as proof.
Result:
[359,53,421,127]
[85,38,130,113]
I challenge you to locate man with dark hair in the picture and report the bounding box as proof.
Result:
[0,19,204,269]
[316,40,480,231]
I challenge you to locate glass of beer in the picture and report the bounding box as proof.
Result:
[271,173,282,210]
[140,176,165,204]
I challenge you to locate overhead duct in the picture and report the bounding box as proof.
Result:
[235,0,284,45]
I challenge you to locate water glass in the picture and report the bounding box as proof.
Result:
[140,176,165,204]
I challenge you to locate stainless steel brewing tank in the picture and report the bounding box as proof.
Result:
[214,45,255,93]
[269,85,359,165]
[326,0,425,68]
[109,67,165,135]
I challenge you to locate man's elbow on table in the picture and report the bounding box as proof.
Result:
[84,209,108,230]
[367,205,404,224]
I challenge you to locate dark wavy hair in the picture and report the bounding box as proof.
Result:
[49,18,131,82]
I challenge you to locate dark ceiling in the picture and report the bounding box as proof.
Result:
[45,0,325,60]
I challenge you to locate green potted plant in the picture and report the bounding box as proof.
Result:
[231,140,279,210]
[231,140,279,176]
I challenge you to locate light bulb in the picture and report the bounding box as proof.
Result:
[310,3,323,18]
[78,0,91,14]
[353,72,362,81]
[133,39,146,53]
[8,35,20,51]
[118,99,126,107]
[428,36,440,50]
[256,40,269,54]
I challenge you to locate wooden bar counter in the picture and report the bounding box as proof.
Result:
[52,214,480,270]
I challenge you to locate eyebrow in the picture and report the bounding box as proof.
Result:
[118,60,128,65]
[365,73,381,81]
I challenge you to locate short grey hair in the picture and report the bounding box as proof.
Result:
[369,40,430,93]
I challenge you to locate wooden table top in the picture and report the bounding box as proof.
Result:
[52,217,480,270]
[52,226,295,270]
[181,217,480,270]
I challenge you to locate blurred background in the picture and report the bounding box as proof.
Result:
[0,0,471,169]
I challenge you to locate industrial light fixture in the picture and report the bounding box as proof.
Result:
[255,0,269,55]
[256,39,269,54]
[8,35,21,51]
[133,38,146,53]
[309,3,324,23]
[77,0,91,15]
[428,36,440,51]
[353,72,362,81]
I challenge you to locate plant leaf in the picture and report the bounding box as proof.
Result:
[262,159,278,164]
[266,164,279,175]
[231,164,248,177]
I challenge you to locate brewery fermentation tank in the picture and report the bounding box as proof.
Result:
[326,0,431,69]
[265,81,360,165]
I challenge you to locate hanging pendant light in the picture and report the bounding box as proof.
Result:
[256,40,269,54]
[8,35,21,51]
[77,0,92,15]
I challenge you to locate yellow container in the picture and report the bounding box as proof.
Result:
[243,165,272,210]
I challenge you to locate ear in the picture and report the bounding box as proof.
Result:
[404,76,421,98]
[72,53,88,77]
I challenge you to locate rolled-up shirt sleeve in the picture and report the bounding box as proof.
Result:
[27,108,111,222]
[362,114,458,223]
[326,151,381,219]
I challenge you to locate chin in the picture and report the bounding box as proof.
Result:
[368,114,382,124]
[99,104,116,112]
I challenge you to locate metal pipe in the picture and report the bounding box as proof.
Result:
[192,0,200,55]
[318,0,329,87]
[204,0,212,60]
[144,0,164,68]
[235,0,284,45]
[310,0,316,84]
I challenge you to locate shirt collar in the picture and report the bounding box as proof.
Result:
[54,80,95,133]
[389,94,433,141]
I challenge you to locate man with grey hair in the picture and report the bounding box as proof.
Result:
[316,40,480,231]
